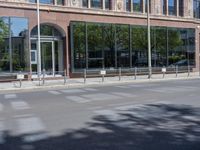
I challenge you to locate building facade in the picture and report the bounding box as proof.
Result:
[0,0,199,78]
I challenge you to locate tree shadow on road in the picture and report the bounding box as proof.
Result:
[1,103,200,150]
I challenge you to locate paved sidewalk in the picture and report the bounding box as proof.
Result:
[0,72,199,92]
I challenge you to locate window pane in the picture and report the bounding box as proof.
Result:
[168,0,176,15]
[102,24,116,68]
[72,22,86,70]
[11,17,29,72]
[132,26,148,67]
[82,0,88,7]
[133,0,142,12]
[0,18,10,72]
[87,23,103,69]
[105,0,111,10]
[91,0,102,8]
[116,25,130,68]
[57,0,64,5]
[151,27,167,67]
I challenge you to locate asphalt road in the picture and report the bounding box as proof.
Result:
[0,79,200,150]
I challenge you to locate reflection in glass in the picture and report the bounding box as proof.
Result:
[0,17,29,73]
[133,0,142,12]
[132,26,148,67]
[72,22,86,70]
[82,0,88,7]
[88,23,103,68]
[116,25,130,67]
[91,0,102,8]
[71,21,196,71]
[0,18,9,72]
[168,0,176,16]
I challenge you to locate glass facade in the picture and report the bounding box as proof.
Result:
[0,17,29,73]
[71,21,196,72]
[194,0,200,18]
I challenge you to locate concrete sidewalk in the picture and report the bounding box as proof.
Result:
[0,72,199,92]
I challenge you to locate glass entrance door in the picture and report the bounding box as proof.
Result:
[41,42,55,75]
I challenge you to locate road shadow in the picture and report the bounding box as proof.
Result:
[1,103,200,150]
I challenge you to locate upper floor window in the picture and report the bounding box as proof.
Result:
[162,0,167,15]
[82,0,88,7]
[91,0,102,9]
[29,0,64,5]
[145,0,151,13]
[125,0,131,12]
[105,0,111,10]
[168,0,176,16]
[133,0,142,12]
[178,0,184,17]
[194,0,200,18]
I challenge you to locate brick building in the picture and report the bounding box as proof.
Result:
[0,0,199,78]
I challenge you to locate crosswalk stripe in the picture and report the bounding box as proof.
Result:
[4,94,17,99]
[61,89,86,94]
[84,88,98,91]
[66,96,90,103]
[111,92,136,98]
[48,90,61,95]
[11,101,31,110]
[16,117,45,135]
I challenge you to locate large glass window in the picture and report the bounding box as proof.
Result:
[29,0,54,4]
[168,0,176,16]
[91,0,102,9]
[194,0,200,18]
[0,17,29,73]
[71,21,196,71]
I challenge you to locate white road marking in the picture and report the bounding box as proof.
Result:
[23,132,49,143]
[115,85,130,89]
[111,92,136,98]
[66,96,90,103]
[4,94,17,99]
[61,89,86,94]
[16,117,45,135]
[82,93,118,101]
[84,88,98,91]
[48,90,61,95]
[11,101,31,110]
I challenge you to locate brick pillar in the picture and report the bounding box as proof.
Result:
[183,0,193,18]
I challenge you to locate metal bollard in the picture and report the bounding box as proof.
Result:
[64,69,67,85]
[42,69,45,85]
[176,66,178,78]
[134,67,137,80]
[102,74,104,82]
[84,69,87,84]
[19,71,22,88]
[188,65,190,77]
[119,67,121,81]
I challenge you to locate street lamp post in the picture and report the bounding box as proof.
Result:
[37,0,41,78]
[147,0,152,79]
